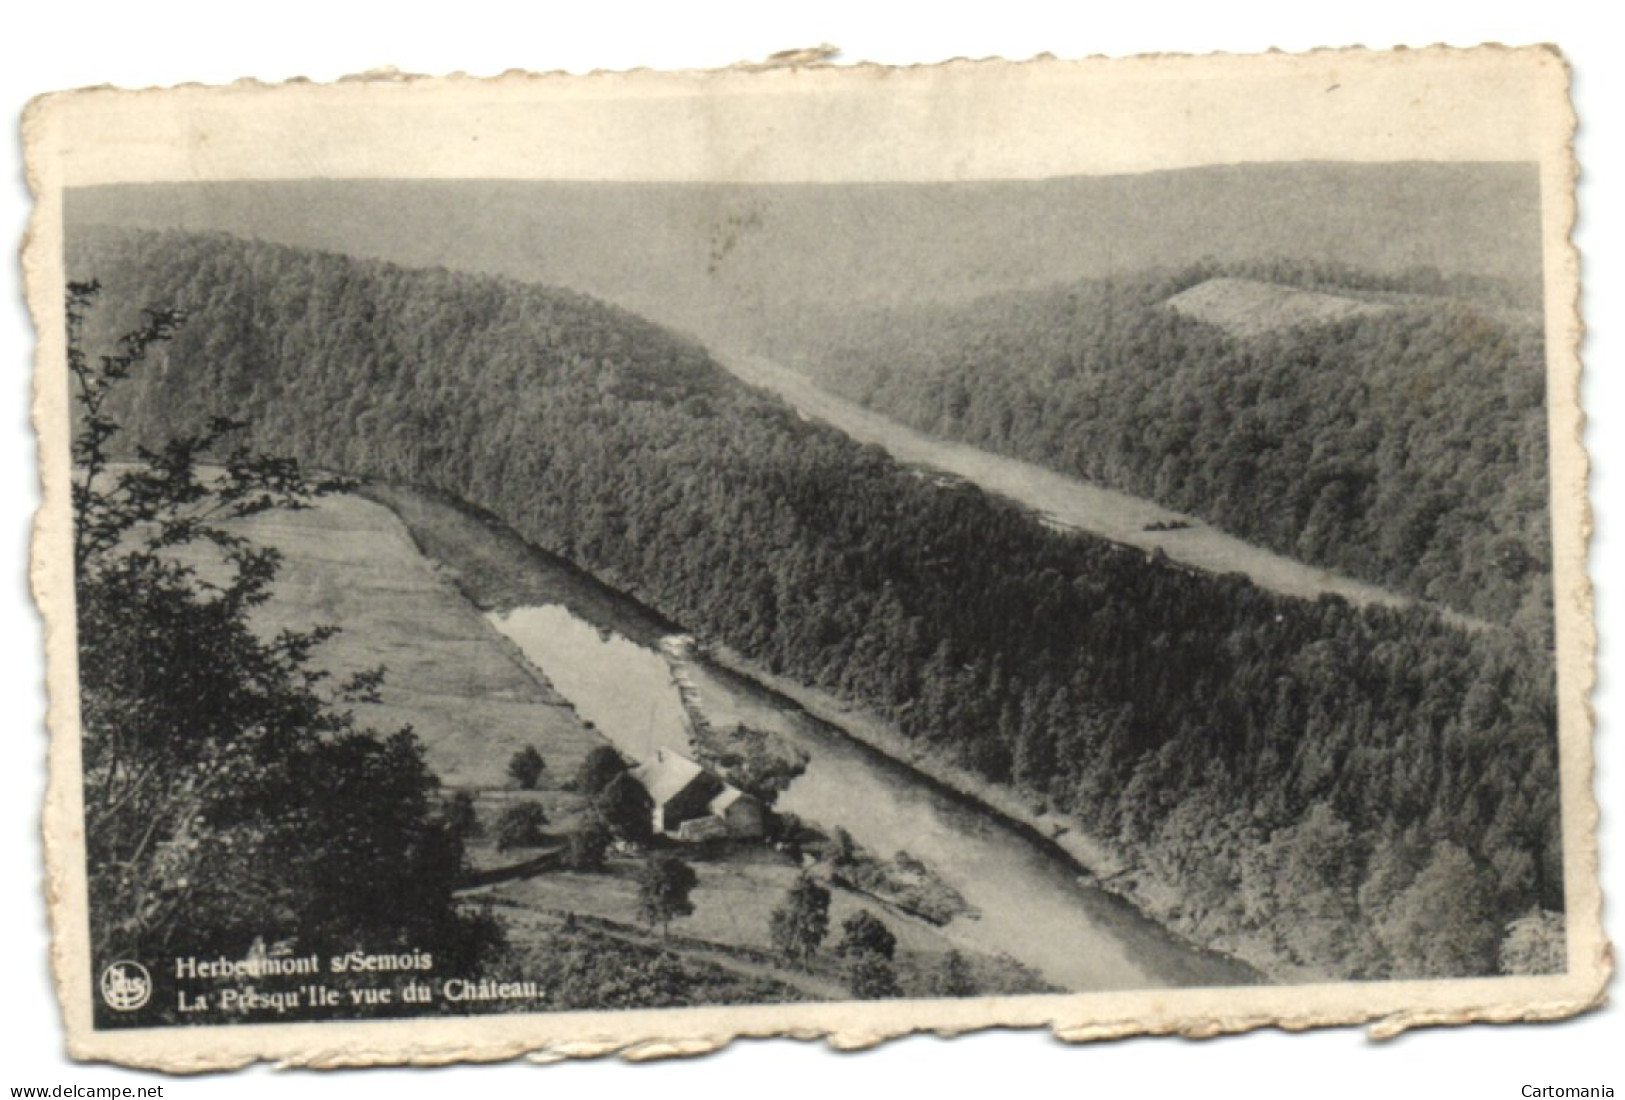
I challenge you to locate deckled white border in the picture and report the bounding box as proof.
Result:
[21,46,1606,1070]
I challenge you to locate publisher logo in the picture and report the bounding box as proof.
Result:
[99,961,152,1011]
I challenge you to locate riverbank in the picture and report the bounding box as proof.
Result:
[362,482,681,640]
[684,644,1269,986]
[239,485,1058,1000]
[365,479,1266,989]
[708,346,1490,633]
[701,643,1130,881]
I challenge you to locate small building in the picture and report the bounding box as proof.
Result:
[629,748,765,841]
[708,786,767,839]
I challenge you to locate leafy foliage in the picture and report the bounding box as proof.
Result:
[836,911,897,961]
[439,790,483,841]
[68,281,489,1007]
[1373,840,1501,977]
[563,818,612,872]
[567,746,654,845]
[758,263,1550,633]
[827,901,904,1000]
[493,801,550,852]
[596,773,655,846]
[844,952,902,1000]
[506,746,546,790]
[690,722,808,807]
[636,852,699,936]
[770,875,831,967]
[931,950,978,998]
[576,746,630,797]
[1498,910,1566,976]
[824,841,969,926]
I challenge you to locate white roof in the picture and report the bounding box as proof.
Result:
[628,748,707,807]
[708,786,757,814]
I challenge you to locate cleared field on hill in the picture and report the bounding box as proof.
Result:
[1162,276,1390,336]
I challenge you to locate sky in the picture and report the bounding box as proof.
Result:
[64,166,1544,341]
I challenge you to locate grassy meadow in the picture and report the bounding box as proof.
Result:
[207,487,1052,1001]
[216,492,606,791]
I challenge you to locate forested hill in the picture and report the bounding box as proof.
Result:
[750,263,1551,633]
[68,227,1561,981]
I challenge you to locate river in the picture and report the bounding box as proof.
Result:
[488,602,1259,993]
[709,346,1475,621]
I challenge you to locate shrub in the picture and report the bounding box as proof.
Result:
[494,801,550,852]
[440,790,483,841]
[835,910,897,961]
[637,852,699,936]
[845,952,902,999]
[507,746,547,790]
[564,819,613,872]
[931,950,978,997]
[769,874,830,967]
[576,746,628,796]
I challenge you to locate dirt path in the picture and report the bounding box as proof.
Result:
[713,347,1486,630]
[623,932,851,1002]
[503,908,851,1002]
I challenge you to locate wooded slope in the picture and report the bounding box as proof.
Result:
[752,262,1550,633]
[69,227,1562,980]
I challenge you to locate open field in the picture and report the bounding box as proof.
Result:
[477,846,1053,999]
[205,493,608,791]
[1162,276,1390,337]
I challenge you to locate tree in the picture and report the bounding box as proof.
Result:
[1261,804,1362,966]
[595,772,655,846]
[636,852,699,937]
[844,952,902,1000]
[493,802,550,851]
[1375,840,1500,978]
[507,746,547,790]
[563,817,612,872]
[440,791,482,841]
[691,723,808,806]
[1499,910,1565,975]
[577,745,629,796]
[835,910,896,961]
[67,281,486,988]
[828,826,857,867]
[931,949,978,998]
[769,874,831,967]
[833,909,899,998]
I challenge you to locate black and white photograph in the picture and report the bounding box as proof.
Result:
[8,23,1615,1087]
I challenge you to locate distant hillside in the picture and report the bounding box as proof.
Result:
[1163,277,1390,337]
[66,162,1541,341]
[66,226,1559,981]
[759,262,1550,631]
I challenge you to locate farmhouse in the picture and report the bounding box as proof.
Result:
[629,748,766,841]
